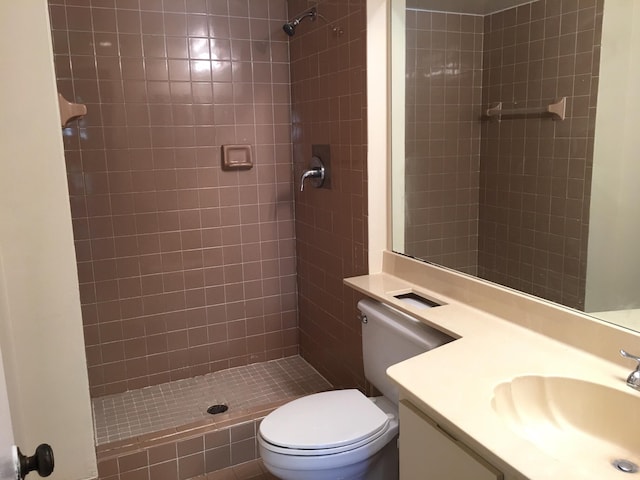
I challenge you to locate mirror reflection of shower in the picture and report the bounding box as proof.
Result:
[282,7,344,37]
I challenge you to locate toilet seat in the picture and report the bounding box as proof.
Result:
[259,389,392,456]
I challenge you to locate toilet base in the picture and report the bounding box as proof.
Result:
[262,435,399,480]
[362,435,399,480]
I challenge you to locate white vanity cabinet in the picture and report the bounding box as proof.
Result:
[399,400,504,480]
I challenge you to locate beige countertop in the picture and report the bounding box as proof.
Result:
[345,271,640,480]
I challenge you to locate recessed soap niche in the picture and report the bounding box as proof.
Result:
[394,292,444,309]
[221,144,253,170]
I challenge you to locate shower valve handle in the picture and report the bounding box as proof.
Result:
[300,156,325,192]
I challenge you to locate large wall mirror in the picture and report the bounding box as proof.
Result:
[390,0,640,331]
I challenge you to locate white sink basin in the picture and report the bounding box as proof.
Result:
[492,376,640,476]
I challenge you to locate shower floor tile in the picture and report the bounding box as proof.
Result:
[92,356,331,445]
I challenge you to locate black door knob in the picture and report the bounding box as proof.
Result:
[17,444,54,478]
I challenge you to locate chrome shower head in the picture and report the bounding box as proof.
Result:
[283,7,317,37]
[283,21,297,36]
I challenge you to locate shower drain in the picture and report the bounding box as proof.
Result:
[613,459,639,473]
[207,404,229,415]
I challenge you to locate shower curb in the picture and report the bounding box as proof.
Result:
[95,399,294,480]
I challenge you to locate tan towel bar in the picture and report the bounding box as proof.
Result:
[486,97,566,121]
[58,93,87,128]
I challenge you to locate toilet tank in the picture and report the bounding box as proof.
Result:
[358,299,454,405]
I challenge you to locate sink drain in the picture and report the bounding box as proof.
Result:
[207,404,229,415]
[613,459,639,473]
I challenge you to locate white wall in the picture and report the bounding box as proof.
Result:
[390,0,406,254]
[586,0,640,313]
[0,343,16,480]
[0,2,97,479]
[367,0,391,273]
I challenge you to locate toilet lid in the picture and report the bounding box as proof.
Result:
[259,389,390,450]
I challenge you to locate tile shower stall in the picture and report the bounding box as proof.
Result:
[48,0,368,478]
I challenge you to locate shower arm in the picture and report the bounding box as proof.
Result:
[285,8,317,30]
[284,7,344,37]
[298,8,317,23]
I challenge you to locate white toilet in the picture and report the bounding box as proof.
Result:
[258,298,453,480]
